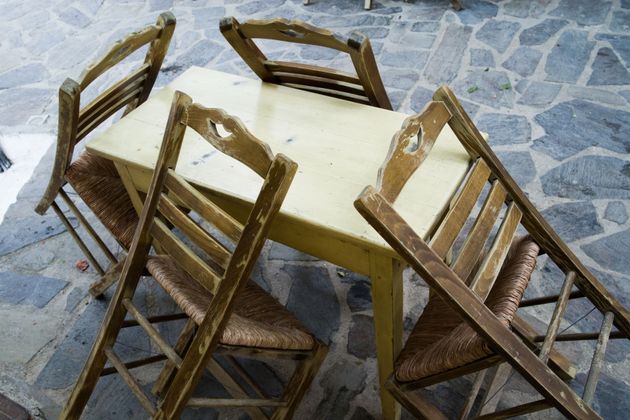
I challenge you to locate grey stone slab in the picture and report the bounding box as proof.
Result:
[400,32,436,49]
[310,14,391,28]
[566,85,626,106]
[347,314,376,360]
[595,33,630,66]
[0,272,67,308]
[549,0,612,25]
[36,287,151,389]
[0,63,49,89]
[268,242,318,262]
[47,36,96,71]
[411,21,440,33]
[517,81,561,106]
[176,39,224,68]
[65,287,86,312]
[476,113,530,145]
[149,0,173,11]
[193,6,226,29]
[315,361,366,419]
[351,407,375,420]
[83,377,155,419]
[620,90,630,103]
[502,47,542,77]
[358,26,390,39]
[514,79,529,94]
[452,70,514,109]
[475,20,520,53]
[347,278,372,312]
[380,49,430,70]
[238,0,286,15]
[588,47,630,86]
[300,44,340,61]
[58,7,91,28]
[582,229,630,276]
[589,373,630,419]
[504,0,536,18]
[610,10,630,32]
[285,265,340,344]
[382,69,419,90]
[424,24,472,84]
[0,211,75,257]
[545,29,594,83]
[519,18,568,46]
[388,89,407,111]
[470,48,494,67]
[496,151,537,187]
[623,0,630,8]
[604,201,628,224]
[533,99,630,160]
[541,201,604,242]
[0,88,53,126]
[456,0,498,25]
[541,156,630,199]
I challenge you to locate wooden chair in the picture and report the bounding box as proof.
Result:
[220,16,392,110]
[61,91,327,419]
[35,13,176,297]
[354,86,630,419]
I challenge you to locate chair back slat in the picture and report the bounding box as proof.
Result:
[469,202,522,300]
[79,24,162,89]
[77,64,150,136]
[265,60,362,84]
[430,159,491,258]
[220,16,392,110]
[164,171,243,243]
[157,193,231,269]
[376,101,452,203]
[150,218,222,295]
[451,180,507,281]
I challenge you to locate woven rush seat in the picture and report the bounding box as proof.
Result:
[146,255,315,351]
[65,150,138,249]
[395,236,540,382]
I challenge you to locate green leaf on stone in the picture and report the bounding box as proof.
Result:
[467,85,479,93]
[499,82,512,90]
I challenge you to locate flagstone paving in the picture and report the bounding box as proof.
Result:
[0,0,629,418]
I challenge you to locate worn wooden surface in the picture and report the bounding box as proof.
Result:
[63,92,326,419]
[86,67,473,420]
[220,17,392,109]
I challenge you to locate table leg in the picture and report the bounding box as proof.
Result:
[369,252,404,420]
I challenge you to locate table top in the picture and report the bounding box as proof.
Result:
[87,66,472,254]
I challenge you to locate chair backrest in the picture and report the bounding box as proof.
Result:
[126,90,297,359]
[220,16,392,110]
[35,12,176,215]
[355,86,630,419]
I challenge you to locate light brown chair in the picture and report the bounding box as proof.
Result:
[220,16,392,110]
[354,86,630,419]
[61,91,327,420]
[35,13,176,297]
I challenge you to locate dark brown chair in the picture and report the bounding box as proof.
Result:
[354,86,630,419]
[220,16,392,110]
[35,13,176,297]
[61,91,327,419]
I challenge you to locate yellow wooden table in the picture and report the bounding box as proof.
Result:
[87,66,472,419]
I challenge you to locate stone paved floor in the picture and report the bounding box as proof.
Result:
[0,0,629,418]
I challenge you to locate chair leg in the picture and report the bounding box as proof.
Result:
[270,342,328,420]
[152,317,196,398]
[60,259,146,419]
[385,376,448,420]
[89,258,126,298]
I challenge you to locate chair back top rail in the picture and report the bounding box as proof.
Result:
[220,16,392,110]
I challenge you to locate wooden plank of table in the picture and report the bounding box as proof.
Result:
[87,67,472,257]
